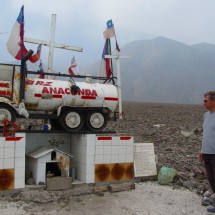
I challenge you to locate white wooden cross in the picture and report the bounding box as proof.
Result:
[105,51,130,119]
[24,14,83,74]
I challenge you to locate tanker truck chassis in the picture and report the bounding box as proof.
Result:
[0,63,120,133]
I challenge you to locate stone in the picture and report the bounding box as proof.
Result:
[183,180,197,190]
[46,177,72,191]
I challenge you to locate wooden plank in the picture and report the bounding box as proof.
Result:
[108,181,135,192]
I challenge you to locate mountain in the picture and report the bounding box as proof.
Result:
[115,37,215,104]
[5,37,215,104]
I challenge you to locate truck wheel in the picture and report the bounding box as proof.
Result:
[86,111,107,132]
[59,109,84,132]
[0,105,16,130]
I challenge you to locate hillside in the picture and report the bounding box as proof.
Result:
[115,37,215,104]
[55,37,215,105]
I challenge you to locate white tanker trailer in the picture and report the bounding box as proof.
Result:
[0,62,122,133]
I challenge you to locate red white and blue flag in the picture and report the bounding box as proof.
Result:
[103,20,115,39]
[99,38,112,79]
[6,6,41,63]
[68,56,77,75]
[38,59,44,79]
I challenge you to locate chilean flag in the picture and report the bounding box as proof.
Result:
[68,56,77,75]
[6,6,41,63]
[103,20,115,39]
[99,38,112,78]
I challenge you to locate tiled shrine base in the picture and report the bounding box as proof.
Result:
[95,163,133,182]
[71,135,134,183]
[0,169,14,190]
[0,134,26,191]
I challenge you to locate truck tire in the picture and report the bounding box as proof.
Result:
[0,105,16,131]
[59,109,84,132]
[86,111,107,132]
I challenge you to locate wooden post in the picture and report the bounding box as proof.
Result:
[24,14,83,76]
[105,52,130,119]
[48,14,56,75]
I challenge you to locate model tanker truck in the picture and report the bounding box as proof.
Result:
[0,59,122,133]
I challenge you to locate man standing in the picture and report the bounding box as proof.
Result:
[201,91,215,213]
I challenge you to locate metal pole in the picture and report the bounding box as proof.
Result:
[116,51,123,119]
[47,14,56,75]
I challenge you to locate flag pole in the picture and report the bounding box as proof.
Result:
[20,5,25,102]
[113,24,122,118]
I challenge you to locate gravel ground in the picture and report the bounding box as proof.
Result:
[0,182,208,215]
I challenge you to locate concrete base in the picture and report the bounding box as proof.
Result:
[46,177,72,191]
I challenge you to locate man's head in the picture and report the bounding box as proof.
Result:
[204,91,215,111]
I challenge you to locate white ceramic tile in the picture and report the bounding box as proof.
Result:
[80,145,87,155]
[118,140,126,146]
[126,145,134,154]
[72,154,79,163]
[0,138,4,148]
[103,140,112,145]
[4,140,15,148]
[118,154,126,163]
[15,137,25,148]
[4,158,14,169]
[86,134,96,146]
[103,154,111,163]
[73,146,80,155]
[15,147,25,158]
[74,154,80,163]
[87,145,95,156]
[75,154,82,163]
[118,140,124,145]
[126,154,133,162]
[111,136,119,145]
[119,145,127,154]
[77,173,86,183]
[126,137,133,145]
[79,155,86,165]
[78,136,87,146]
[87,155,95,165]
[96,138,104,146]
[111,145,119,155]
[103,145,111,155]
[72,145,78,154]
[76,163,82,173]
[0,149,3,159]
[86,164,94,174]
[79,164,86,174]
[111,154,118,163]
[95,154,103,164]
[96,146,103,155]
[86,173,95,183]
[14,178,25,189]
[15,167,25,179]
[15,157,25,168]
[4,148,14,158]
[0,159,3,169]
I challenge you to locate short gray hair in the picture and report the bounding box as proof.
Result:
[204,91,215,100]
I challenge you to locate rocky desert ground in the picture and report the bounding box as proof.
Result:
[0,101,211,215]
[108,102,207,192]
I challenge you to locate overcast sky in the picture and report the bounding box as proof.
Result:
[1,0,215,73]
